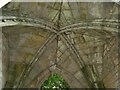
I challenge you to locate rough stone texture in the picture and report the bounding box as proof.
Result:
[1,1,120,89]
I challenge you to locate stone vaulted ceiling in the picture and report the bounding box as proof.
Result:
[1,1,120,89]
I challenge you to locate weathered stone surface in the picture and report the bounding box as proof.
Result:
[1,1,119,89]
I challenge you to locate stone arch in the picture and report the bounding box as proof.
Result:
[2,2,119,89]
[33,67,84,89]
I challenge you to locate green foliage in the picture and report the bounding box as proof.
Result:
[40,73,70,90]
